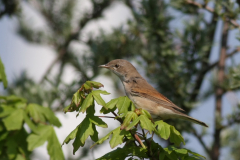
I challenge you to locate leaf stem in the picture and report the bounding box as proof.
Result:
[134,133,146,149]
[97,116,115,118]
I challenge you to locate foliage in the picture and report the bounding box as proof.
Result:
[0,57,7,88]
[2,0,240,159]
[229,65,240,89]
[0,59,64,160]
[0,0,20,18]
[63,81,205,159]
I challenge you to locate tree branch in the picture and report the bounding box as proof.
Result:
[211,20,229,160]
[205,48,240,73]
[39,0,113,83]
[191,127,211,156]
[224,116,240,129]
[190,12,217,102]
[185,0,240,29]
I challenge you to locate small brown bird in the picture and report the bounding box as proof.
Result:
[99,59,208,127]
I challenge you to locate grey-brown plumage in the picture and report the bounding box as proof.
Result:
[99,59,208,127]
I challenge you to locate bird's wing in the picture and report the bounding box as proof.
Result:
[131,88,185,112]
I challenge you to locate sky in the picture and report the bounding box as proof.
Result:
[0,1,240,160]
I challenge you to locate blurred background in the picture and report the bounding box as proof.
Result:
[1,0,240,160]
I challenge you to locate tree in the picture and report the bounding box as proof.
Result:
[2,0,240,159]
[0,59,206,159]
[0,0,20,18]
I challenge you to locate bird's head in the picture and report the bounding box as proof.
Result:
[99,59,140,81]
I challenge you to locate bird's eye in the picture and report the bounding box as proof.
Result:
[115,64,119,68]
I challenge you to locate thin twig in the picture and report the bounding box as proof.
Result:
[38,0,113,83]
[134,134,146,149]
[97,116,115,119]
[191,127,211,156]
[185,0,240,29]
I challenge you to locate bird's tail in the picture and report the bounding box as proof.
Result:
[180,114,208,127]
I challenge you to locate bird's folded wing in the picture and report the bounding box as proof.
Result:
[131,88,185,112]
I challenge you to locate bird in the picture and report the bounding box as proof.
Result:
[99,59,208,127]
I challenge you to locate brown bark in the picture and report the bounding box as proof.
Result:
[211,21,229,160]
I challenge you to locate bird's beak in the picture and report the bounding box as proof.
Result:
[98,64,109,68]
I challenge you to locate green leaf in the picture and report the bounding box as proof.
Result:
[106,98,119,109]
[86,81,104,89]
[187,149,206,159]
[139,115,155,133]
[27,125,52,151]
[140,109,152,119]
[6,138,18,159]
[47,127,64,160]
[121,111,138,130]
[92,90,110,108]
[0,95,26,103]
[90,124,98,142]
[42,107,62,127]
[15,154,26,160]
[169,126,185,146]
[97,144,148,160]
[63,105,71,113]
[130,102,136,111]
[83,83,92,92]
[88,114,108,128]
[79,93,94,113]
[109,127,127,148]
[91,129,113,148]
[0,57,8,88]
[183,157,195,160]
[159,151,166,160]
[71,90,82,107]
[125,116,141,131]
[164,146,179,160]
[0,105,15,118]
[155,120,171,140]
[91,126,128,149]
[26,103,46,123]
[62,125,79,145]
[2,109,24,130]
[23,112,38,133]
[116,96,131,115]
[100,98,118,114]
[175,148,188,155]
[86,104,95,115]
[72,118,94,154]
[0,132,8,141]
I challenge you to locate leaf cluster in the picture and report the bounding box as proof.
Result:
[63,81,205,159]
[0,60,64,160]
[0,95,64,160]
[0,57,7,88]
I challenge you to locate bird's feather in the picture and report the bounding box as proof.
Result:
[131,88,185,113]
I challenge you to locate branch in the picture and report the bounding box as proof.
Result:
[39,0,113,83]
[191,127,211,156]
[224,116,240,128]
[185,0,240,29]
[97,116,115,119]
[223,108,240,128]
[190,12,217,101]
[212,20,229,160]
[40,48,66,83]
[205,47,240,72]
